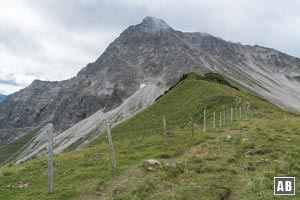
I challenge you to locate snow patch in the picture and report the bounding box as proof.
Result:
[140,83,146,88]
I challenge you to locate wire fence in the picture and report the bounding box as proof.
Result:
[0,99,251,162]
[0,83,252,195]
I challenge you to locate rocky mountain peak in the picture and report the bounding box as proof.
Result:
[141,16,171,30]
[119,16,173,38]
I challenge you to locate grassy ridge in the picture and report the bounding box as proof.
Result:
[0,126,44,167]
[0,73,298,199]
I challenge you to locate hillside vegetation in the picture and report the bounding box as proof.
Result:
[0,73,299,200]
[0,126,44,167]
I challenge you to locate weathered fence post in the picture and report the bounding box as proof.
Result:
[106,122,116,168]
[219,112,222,128]
[213,111,216,128]
[203,109,206,133]
[163,115,168,149]
[48,124,54,195]
[246,101,250,112]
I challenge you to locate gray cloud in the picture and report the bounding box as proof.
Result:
[1,0,300,94]
[0,79,21,86]
[28,0,147,30]
[0,24,42,56]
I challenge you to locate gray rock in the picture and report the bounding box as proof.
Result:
[145,159,161,165]
[166,163,177,169]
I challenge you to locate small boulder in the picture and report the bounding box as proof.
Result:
[145,159,161,165]
[226,135,231,140]
[166,163,177,169]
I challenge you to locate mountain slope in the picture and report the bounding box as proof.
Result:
[1,16,300,152]
[0,73,299,199]
[0,94,5,102]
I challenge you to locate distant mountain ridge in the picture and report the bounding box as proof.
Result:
[1,16,300,149]
[0,94,6,102]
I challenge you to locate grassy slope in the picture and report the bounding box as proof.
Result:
[0,73,299,199]
[0,126,44,167]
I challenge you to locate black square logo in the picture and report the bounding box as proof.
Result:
[274,177,295,195]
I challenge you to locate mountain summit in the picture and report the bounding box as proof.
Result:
[141,16,172,31]
[1,17,300,151]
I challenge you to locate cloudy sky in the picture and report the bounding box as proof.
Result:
[1,0,300,94]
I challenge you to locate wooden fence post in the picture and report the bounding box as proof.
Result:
[191,117,194,137]
[246,101,250,112]
[163,115,168,149]
[219,112,222,128]
[235,108,238,120]
[213,111,216,128]
[203,109,206,133]
[106,122,116,168]
[48,124,54,195]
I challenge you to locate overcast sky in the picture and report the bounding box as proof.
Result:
[1,0,300,94]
